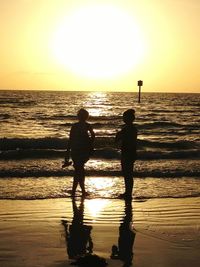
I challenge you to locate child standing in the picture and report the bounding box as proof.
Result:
[115,109,137,200]
[63,109,95,197]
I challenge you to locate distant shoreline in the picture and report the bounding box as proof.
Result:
[0,89,199,94]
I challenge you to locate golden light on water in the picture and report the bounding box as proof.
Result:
[87,177,116,197]
[85,92,109,116]
[85,199,109,219]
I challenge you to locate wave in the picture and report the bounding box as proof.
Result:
[0,99,36,107]
[138,121,200,130]
[0,168,199,178]
[0,147,199,160]
[0,114,11,120]
[1,192,200,201]
[139,121,182,128]
[137,139,199,149]
[0,137,68,150]
[34,114,120,122]
[1,137,199,151]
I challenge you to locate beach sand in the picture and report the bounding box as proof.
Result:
[0,197,200,267]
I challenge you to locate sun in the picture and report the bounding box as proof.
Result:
[51,4,146,79]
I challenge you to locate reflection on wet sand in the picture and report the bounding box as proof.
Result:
[62,197,108,266]
[111,200,136,267]
[62,197,93,259]
[61,198,135,266]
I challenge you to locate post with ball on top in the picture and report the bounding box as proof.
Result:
[137,80,143,103]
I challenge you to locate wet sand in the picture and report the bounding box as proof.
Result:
[0,197,200,267]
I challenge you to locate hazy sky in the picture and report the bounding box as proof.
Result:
[0,0,199,92]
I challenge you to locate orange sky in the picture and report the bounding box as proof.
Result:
[0,0,199,93]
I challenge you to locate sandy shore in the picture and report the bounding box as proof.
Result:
[0,197,200,267]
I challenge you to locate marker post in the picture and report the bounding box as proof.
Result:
[137,80,143,103]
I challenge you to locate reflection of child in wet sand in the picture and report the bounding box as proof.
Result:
[62,198,93,259]
[111,200,136,267]
[62,198,107,267]
[63,109,95,197]
[115,109,137,200]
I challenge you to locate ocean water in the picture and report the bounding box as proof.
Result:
[0,90,199,200]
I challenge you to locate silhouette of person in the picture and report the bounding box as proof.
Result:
[61,197,93,260]
[111,200,136,267]
[115,109,137,200]
[63,108,95,197]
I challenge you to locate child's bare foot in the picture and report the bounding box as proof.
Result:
[82,191,90,197]
[118,193,132,200]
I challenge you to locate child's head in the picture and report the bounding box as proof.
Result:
[77,108,89,122]
[123,109,135,124]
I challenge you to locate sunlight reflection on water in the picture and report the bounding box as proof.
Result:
[0,176,200,200]
[83,92,110,117]
[85,199,110,220]
[86,177,119,198]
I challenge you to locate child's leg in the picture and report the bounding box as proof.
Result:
[125,174,133,197]
[72,162,80,196]
[79,164,86,195]
[72,174,79,196]
[121,159,134,197]
[73,163,86,195]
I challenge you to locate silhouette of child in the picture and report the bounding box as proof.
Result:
[115,109,137,200]
[63,109,95,197]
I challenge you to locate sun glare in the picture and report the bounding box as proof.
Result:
[85,199,109,219]
[51,4,146,79]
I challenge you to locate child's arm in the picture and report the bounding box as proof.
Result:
[62,129,72,168]
[88,124,95,155]
[62,142,72,168]
[115,130,122,143]
[64,141,71,162]
[88,124,95,143]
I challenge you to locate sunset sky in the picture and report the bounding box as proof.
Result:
[0,0,199,93]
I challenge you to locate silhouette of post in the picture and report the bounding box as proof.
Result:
[137,80,143,103]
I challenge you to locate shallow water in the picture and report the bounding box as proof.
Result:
[0,90,200,267]
[0,91,200,201]
[0,174,199,200]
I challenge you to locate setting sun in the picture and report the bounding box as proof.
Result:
[0,0,199,92]
[51,4,146,79]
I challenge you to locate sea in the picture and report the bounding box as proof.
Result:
[0,90,200,200]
